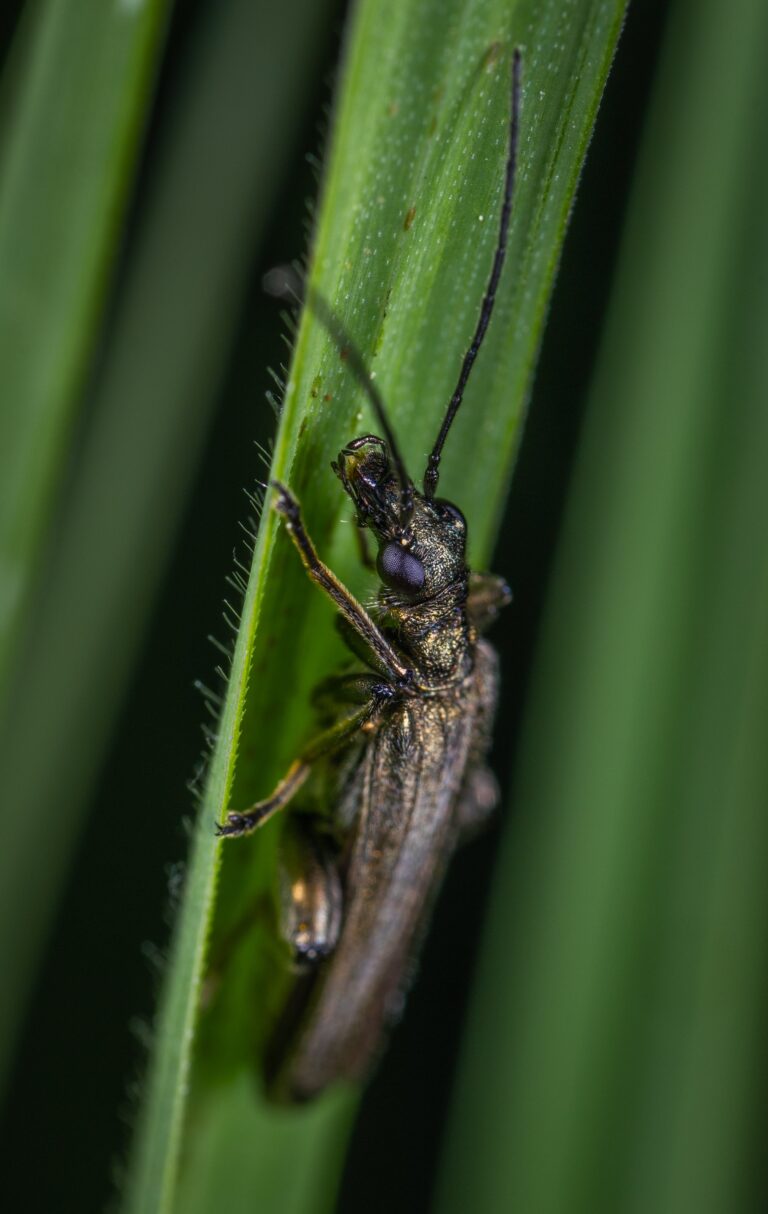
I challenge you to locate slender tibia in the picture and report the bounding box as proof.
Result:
[354,525,376,570]
[273,482,412,685]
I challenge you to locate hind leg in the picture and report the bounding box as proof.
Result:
[456,765,500,842]
[277,818,343,971]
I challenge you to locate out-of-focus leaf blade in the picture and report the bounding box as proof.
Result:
[437,2,768,1211]
[0,0,172,695]
[0,0,330,1090]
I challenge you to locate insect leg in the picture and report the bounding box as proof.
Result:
[354,524,376,571]
[273,482,412,684]
[467,572,512,633]
[455,765,500,842]
[333,615,393,678]
[217,698,381,838]
[278,818,343,971]
[204,823,345,1002]
[311,672,386,721]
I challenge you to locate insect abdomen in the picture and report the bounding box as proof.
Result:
[269,657,495,1102]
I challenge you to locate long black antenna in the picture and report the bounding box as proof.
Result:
[424,48,522,500]
[264,267,414,529]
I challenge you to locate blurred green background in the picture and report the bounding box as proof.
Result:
[2,0,767,1212]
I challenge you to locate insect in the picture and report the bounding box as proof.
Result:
[217,48,521,1103]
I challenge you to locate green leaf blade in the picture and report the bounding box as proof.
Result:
[0,0,334,1097]
[122,1,628,1210]
[0,0,172,693]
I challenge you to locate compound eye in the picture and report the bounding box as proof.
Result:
[377,542,425,595]
[435,499,466,529]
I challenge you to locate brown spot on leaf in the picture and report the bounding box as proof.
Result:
[403,205,416,231]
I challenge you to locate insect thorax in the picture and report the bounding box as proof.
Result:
[381,576,474,684]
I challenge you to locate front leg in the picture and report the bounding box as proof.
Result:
[354,523,375,571]
[273,482,412,685]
